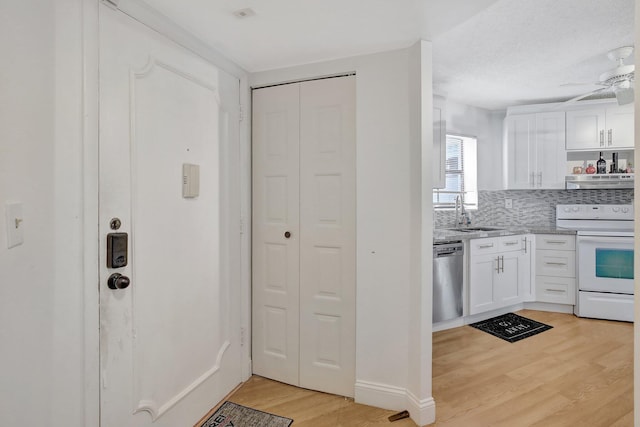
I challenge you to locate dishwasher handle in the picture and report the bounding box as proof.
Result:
[434,243,464,258]
[436,249,463,257]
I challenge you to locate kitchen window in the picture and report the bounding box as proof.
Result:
[433,134,478,209]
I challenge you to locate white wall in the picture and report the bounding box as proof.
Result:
[0,1,55,423]
[1,1,97,426]
[52,1,92,424]
[444,100,505,190]
[250,43,435,425]
[406,41,436,425]
[0,1,84,425]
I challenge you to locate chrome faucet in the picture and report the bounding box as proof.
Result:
[455,195,470,227]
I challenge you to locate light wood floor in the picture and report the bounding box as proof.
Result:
[431,309,633,427]
[209,375,416,426]
[201,310,633,427]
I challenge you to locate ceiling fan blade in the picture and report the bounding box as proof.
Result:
[560,82,607,87]
[561,87,610,107]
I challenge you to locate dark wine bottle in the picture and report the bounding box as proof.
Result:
[596,152,606,174]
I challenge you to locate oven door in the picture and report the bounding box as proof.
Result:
[577,232,634,295]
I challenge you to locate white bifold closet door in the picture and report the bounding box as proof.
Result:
[252,76,356,397]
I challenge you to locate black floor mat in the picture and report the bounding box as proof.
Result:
[469,313,553,343]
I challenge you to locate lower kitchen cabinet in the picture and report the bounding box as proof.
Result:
[535,234,576,305]
[536,276,575,304]
[468,235,532,315]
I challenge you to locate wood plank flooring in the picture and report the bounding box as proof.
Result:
[210,375,416,426]
[431,310,633,427]
[200,310,632,427]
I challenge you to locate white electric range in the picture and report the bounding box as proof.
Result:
[556,204,634,322]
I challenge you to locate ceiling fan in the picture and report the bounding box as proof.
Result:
[562,46,635,106]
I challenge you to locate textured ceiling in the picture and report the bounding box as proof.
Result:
[432,0,635,110]
[142,0,500,71]
[141,0,634,111]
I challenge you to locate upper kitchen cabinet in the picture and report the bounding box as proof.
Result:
[433,96,446,188]
[566,103,634,150]
[504,111,566,189]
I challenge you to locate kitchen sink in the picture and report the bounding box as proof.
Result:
[446,226,503,232]
[464,226,503,231]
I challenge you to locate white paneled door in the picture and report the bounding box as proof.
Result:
[99,5,242,426]
[252,76,356,397]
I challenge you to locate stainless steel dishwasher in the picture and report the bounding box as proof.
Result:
[433,240,464,323]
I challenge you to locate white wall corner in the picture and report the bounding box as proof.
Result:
[406,390,436,426]
[355,380,436,426]
[354,380,407,411]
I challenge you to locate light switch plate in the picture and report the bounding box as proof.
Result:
[505,198,513,209]
[182,163,200,198]
[5,202,24,249]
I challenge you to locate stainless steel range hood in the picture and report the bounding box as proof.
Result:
[565,174,635,189]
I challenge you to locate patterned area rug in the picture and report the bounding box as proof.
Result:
[202,401,293,427]
[470,313,553,343]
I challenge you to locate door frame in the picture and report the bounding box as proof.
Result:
[81,1,252,425]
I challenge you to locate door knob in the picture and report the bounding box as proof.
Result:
[108,273,131,290]
[284,231,291,239]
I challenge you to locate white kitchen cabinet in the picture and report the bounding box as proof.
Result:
[535,234,576,305]
[504,112,566,189]
[536,234,576,251]
[535,249,575,277]
[433,96,446,188]
[519,234,535,301]
[469,235,531,315]
[469,251,499,314]
[566,104,634,150]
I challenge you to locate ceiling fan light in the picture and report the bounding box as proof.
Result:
[614,86,634,105]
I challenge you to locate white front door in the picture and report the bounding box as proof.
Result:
[252,76,356,397]
[99,5,242,426]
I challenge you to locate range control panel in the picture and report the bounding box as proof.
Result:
[556,204,634,221]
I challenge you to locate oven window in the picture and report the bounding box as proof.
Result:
[595,248,634,279]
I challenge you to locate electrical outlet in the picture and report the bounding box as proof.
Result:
[505,199,513,209]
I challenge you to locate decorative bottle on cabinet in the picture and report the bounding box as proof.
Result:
[596,152,606,174]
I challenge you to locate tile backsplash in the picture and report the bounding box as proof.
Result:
[434,189,634,229]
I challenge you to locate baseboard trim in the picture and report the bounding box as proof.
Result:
[406,390,436,426]
[355,381,436,426]
[354,380,407,411]
[523,301,574,314]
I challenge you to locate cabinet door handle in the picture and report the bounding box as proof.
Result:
[544,240,566,245]
[500,255,505,273]
[478,244,494,249]
[545,288,565,293]
[608,129,612,146]
[504,241,519,246]
[545,262,567,266]
[599,130,604,147]
[495,256,501,273]
[523,237,528,254]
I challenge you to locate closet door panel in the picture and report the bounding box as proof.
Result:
[299,76,356,397]
[252,83,301,385]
